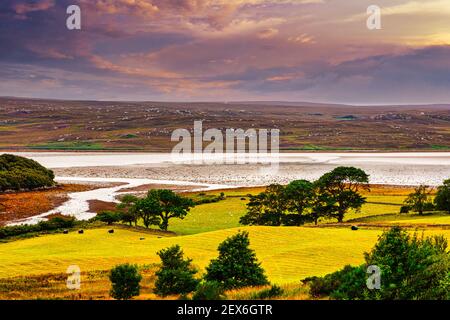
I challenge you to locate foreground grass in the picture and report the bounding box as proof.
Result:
[0,226,385,284]
[0,268,309,300]
[2,225,450,284]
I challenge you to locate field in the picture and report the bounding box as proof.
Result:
[1,184,449,299]
[1,97,450,151]
[0,226,388,283]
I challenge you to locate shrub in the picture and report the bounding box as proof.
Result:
[435,179,450,213]
[364,226,449,300]
[399,205,410,214]
[94,211,122,225]
[204,231,269,289]
[403,185,433,215]
[192,281,225,300]
[0,154,55,192]
[306,226,450,300]
[0,216,76,239]
[154,245,199,296]
[306,265,367,299]
[109,264,142,300]
[251,285,284,299]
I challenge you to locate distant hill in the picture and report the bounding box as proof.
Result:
[0,97,450,152]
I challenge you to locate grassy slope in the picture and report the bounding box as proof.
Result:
[170,197,247,235]
[168,193,406,235]
[2,226,450,285]
[0,226,380,283]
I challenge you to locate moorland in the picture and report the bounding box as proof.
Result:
[1,97,450,151]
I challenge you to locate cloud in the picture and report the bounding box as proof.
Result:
[13,0,55,16]
[288,33,315,44]
[257,28,279,39]
[383,0,450,16]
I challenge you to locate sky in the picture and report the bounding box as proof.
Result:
[1,0,450,104]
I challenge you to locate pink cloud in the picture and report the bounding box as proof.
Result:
[14,0,55,17]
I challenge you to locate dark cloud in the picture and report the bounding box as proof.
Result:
[1,0,450,103]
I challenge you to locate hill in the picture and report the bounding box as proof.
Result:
[1,97,450,151]
[0,154,55,192]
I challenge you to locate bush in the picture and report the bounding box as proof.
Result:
[204,231,269,289]
[306,265,367,299]
[0,216,76,239]
[154,245,199,296]
[251,285,284,299]
[94,211,122,225]
[192,281,225,300]
[435,179,450,213]
[399,205,410,214]
[0,154,55,192]
[306,226,450,300]
[364,226,449,300]
[109,264,142,300]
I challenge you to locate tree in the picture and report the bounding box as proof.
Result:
[0,154,55,192]
[316,167,369,223]
[306,226,450,300]
[284,180,315,216]
[204,231,269,289]
[435,179,450,213]
[240,184,287,226]
[109,264,142,300]
[95,211,122,225]
[116,194,139,226]
[364,226,449,300]
[404,185,433,215]
[310,191,336,225]
[145,189,195,231]
[133,196,162,228]
[154,245,199,296]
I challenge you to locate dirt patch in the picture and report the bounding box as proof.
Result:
[0,184,113,226]
[87,200,117,214]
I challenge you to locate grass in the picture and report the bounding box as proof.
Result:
[170,197,247,235]
[28,141,105,151]
[176,193,409,231]
[431,145,450,150]
[0,226,383,283]
[1,184,449,299]
[350,211,450,225]
[2,225,450,285]
[0,269,309,300]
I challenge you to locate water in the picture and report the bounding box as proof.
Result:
[9,152,450,168]
[9,177,233,226]
[5,152,450,225]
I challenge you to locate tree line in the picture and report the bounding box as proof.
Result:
[240,166,370,226]
[402,179,450,214]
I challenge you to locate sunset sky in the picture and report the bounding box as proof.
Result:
[1,0,450,104]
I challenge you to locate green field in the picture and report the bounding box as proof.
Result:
[170,197,247,235]
[1,226,449,285]
[1,185,449,300]
[167,192,409,234]
[0,226,381,283]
